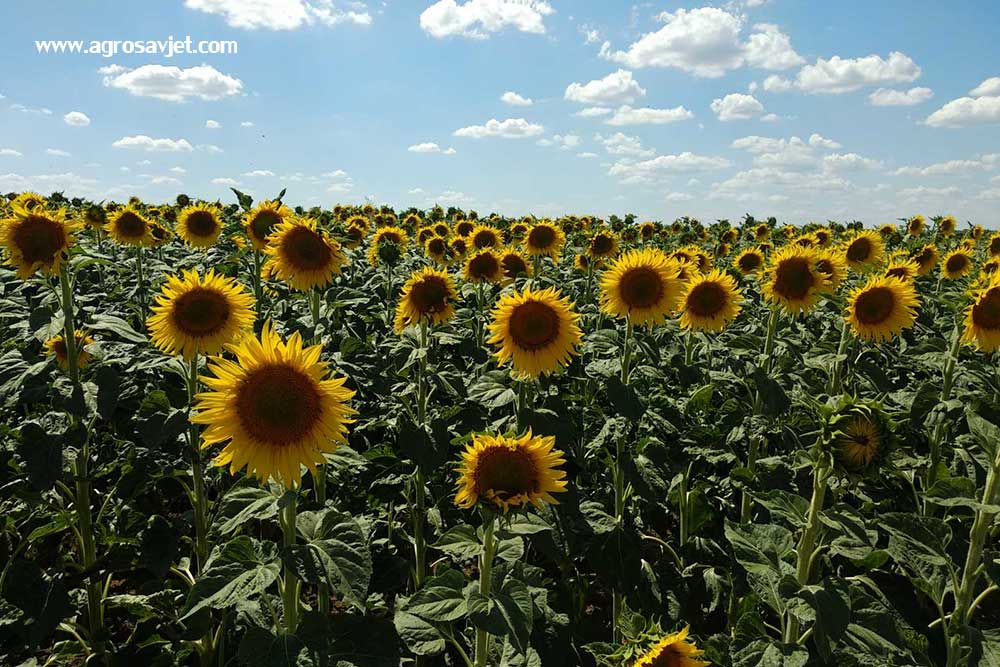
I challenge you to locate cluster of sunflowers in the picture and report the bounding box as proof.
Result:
[2,190,1000,667]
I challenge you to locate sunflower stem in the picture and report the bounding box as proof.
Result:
[186,354,209,574]
[74,432,104,654]
[784,461,829,644]
[251,249,264,321]
[741,306,781,523]
[310,289,322,345]
[923,322,962,515]
[473,516,497,667]
[281,494,300,633]
[136,246,145,313]
[412,320,430,590]
[58,264,80,384]
[828,318,852,395]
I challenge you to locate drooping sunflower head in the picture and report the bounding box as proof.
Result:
[587,230,619,259]
[906,215,925,236]
[488,286,582,379]
[367,225,409,267]
[524,222,565,258]
[454,430,568,512]
[463,248,503,284]
[942,249,973,280]
[912,244,939,276]
[44,329,95,371]
[962,273,1000,352]
[1,207,79,278]
[424,236,451,264]
[148,269,256,359]
[938,215,957,237]
[600,248,684,326]
[499,247,532,282]
[678,270,742,332]
[176,203,223,248]
[633,626,710,667]
[264,218,347,291]
[244,200,292,250]
[733,248,765,276]
[471,224,502,250]
[394,266,459,333]
[842,230,885,271]
[762,246,828,314]
[194,322,356,487]
[825,399,894,476]
[845,275,919,343]
[105,205,153,247]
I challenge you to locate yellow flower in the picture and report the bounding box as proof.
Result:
[762,246,828,314]
[842,231,884,271]
[600,248,684,326]
[523,222,565,259]
[10,192,47,215]
[962,274,1000,352]
[912,244,939,276]
[988,232,1000,258]
[463,248,504,284]
[176,203,223,248]
[488,286,582,378]
[633,626,710,667]
[194,322,356,487]
[264,218,346,291]
[678,270,742,332]
[587,230,619,259]
[942,249,973,280]
[639,222,657,241]
[245,200,292,250]
[883,256,919,282]
[470,224,502,250]
[105,206,153,247]
[1,207,79,278]
[148,269,256,359]
[938,215,956,236]
[454,430,568,512]
[498,247,532,282]
[394,267,459,333]
[733,248,765,276]
[367,225,409,267]
[814,248,849,293]
[424,236,451,265]
[906,215,925,236]
[845,275,919,342]
[44,329,95,371]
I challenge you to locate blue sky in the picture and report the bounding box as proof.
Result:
[2,0,999,225]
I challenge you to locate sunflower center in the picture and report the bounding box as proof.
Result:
[473,231,497,249]
[738,253,762,272]
[972,289,1000,331]
[990,238,1000,255]
[644,644,687,667]
[474,446,539,501]
[409,276,450,315]
[591,235,613,254]
[427,238,447,256]
[12,215,66,264]
[115,211,147,238]
[469,253,499,279]
[251,210,282,239]
[946,254,968,274]
[846,238,872,262]
[854,286,895,325]
[457,221,474,236]
[773,257,815,299]
[236,364,321,446]
[509,300,560,350]
[51,338,68,357]
[686,282,728,318]
[502,254,528,276]
[186,210,218,237]
[528,226,555,249]
[619,267,665,309]
[886,266,910,280]
[172,287,231,336]
[283,227,332,271]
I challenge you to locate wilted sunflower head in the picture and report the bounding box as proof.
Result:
[488,286,582,378]
[44,329,95,371]
[906,215,925,236]
[148,269,256,359]
[454,430,568,512]
[633,626,710,667]
[394,266,458,333]
[524,222,565,258]
[105,206,153,247]
[424,236,451,264]
[962,273,1000,352]
[825,399,894,476]
[763,246,828,314]
[938,215,957,236]
[499,248,532,281]
[367,225,409,267]
[842,231,884,271]
[678,270,742,332]
[471,224,502,250]
[600,248,684,326]
[463,248,503,284]
[265,218,346,291]
[588,230,619,259]
[733,248,765,276]
[942,249,973,280]
[244,200,292,250]
[193,321,356,487]
[1,208,79,278]
[845,275,919,343]
[177,203,223,248]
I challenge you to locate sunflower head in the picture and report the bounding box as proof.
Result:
[762,246,828,314]
[11,192,47,215]
[175,203,223,248]
[938,215,957,236]
[988,233,1000,258]
[842,231,884,271]
[639,222,657,240]
[524,222,565,258]
[1,208,79,278]
[455,220,476,237]
[906,215,925,236]
[148,269,256,359]
[814,248,848,293]
[433,221,451,237]
[463,248,503,284]
[813,228,833,247]
[601,249,684,326]
[499,247,532,282]
[878,223,897,238]
[394,266,459,333]
[883,256,919,282]
[105,206,153,247]
[471,224,502,250]
[264,218,346,291]
[245,200,292,250]
[587,230,619,259]
[416,225,437,245]
[942,249,973,280]
[753,223,770,240]
[450,236,469,259]
[488,286,582,379]
[633,626,710,667]
[150,223,173,247]
[424,236,451,264]
[733,248,765,276]
[44,329,95,371]
[83,205,107,230]
[845,275,919,343]
[402,213,422,230]
[912,244,939,276]
[678,270,742,332]
[367,225,409,267]
[454,430,568,512]
[824,398,894,476]
[962,273,1000,352]
[194,322,356,487]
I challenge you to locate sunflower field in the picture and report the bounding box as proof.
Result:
[2,190,1000,667]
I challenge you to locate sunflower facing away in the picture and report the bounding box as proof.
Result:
[845,275,919,342]
[488,286,582,378]
[633,626,710,667]
[148,269,256,359]
[194,322,356,486]
[464,248,504,284]
[524,221,566,259]
[842,230,884,271]
[454,430,568,512]
[264,218,346,291]
[367,225,409,267]
[105,206,153,246]
[176,203,223,248]
[962,273,1000,352]
[394,266,459,333]
[733,248,765,276]
[600,248,684,326]
[244,200,292,250]
[1,207,79,278]
[678,270,742,332]
[44,330,95,371]
[942,249,973,280]
[762,246,828,314]
[827,401,893,475]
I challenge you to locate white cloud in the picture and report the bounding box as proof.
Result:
[10,104,52,115]
[762,74,793,92]
[868,86,933,106]
[743,23,804,70]
[184,0,372,30]
[101,64,243,102]
[795,51,921,94]
[0,148,22,157]
[63,111,91,126]
[899,185,960,199]
[925,95,1000,128]
[565,69,645,105]
[408,187,424,195]
[205,119,221,129]
[732,135,816,168]
[112,135,194,152]
[149,175,182,185]
[609,151,731,183]
[808,133,842,149]
[823,152,882,170]
[409,142,444,153]
[576,152,598,158]
[211,177,240,186]
[576,106,613,118]
[431,190,472,204]
[580,26,601,44]
[169,166,187,174]
[711,167,852,197]
[594,132,655,158]
[500,91,532,106]
[760,113,780,122]
[0,172,99,194]
[444,147,457,155]
[420,0,553,39]
[970,77,1000,98]
[537,134,581,149]
[199,144,224,154]
[606,104,694,126]
[893,158,994,176]
[453,117,543,138]
[46,148,71,157]
[241,121,254,127]
[711,93,764,121]
[977,186,1000,200]
[243,169,276,177]
[665,192,694,201]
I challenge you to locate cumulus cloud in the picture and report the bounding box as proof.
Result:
[205,119,221,129]
[453,117,543,138]
[970,77,1000,98]
[743,23,805,70]
[594,132,655,158]
[537,134,581,149]
[408,142,457,154]
[576,106,612,118]
[893,157,995,176]
[100,64,243,102]
[609,152,732,184]
[241,121,254,127]
[808,134,842,149]
[606,105,694,126]
[898,185,960,199]
[823,152,882,170]
[576,152,598,158]
[925,95,1000,128]
[762,74,793,92]
[420,0,553,39]
[711,93,764,121]
[184,0,371,30]
[211,177,240,186]
[565,69,645,106]
[795,52,921,94]
[868,87,933,106]
[0,148,23,157]
[112,135,195,152]
[64,111,91,126]
[243,169,276,177]
[46,148,71,157]
[500,91,532,106]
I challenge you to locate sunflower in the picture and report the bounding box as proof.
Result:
[499,247,532,281]
[984,259,1000,276]
[813,228,833,247]
[105,206,153,246]
[842,231,884,271]
[394,267,459,333]
[172,203,221,247]
[450,236,469,259]
[463,248,503,284]
[1,208,78,278]
[942,249,973,280]
[912,244,939,276]
[826,401,893,475]
[733,248,765,276]
[962,274,1000,352]
[11,192,47,214]
[264,218,346,291]
[600,249,684,326]
[44,330,95,371]
[524,222,565,259]
[587,230,619,259]
[455,220,476,237]
[574,253,603,273]
[454,430,568,512]
[343,223,366,249]
[193,322,355,486]
[150,223,173,248]
[639,221,657,241]
[988,232,1000,258]
[753,223,770,241]
[488,286,582,378]
[845,275,919,342]
[938,215,957,237]
[678,270,742,332]
[762,246,828,314]
[794,234,816,249]
[148,269,256,359]
[402,213,422,230]
[633,626,710,667]
[878,223,897,238]
[470,224,502,250]
[416,225,437,246]
[883,257,919,282]
[345,214,370,235]
[424,236,451,265]
[367,225,409,267]
[906,215,925,236]
[814,249,849,293]
[244,200,293,250]
[82,205,107,230]
[721,227,738,245]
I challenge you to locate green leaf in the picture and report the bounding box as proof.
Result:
[401,570,467,622]
[434,524,481,560]
[182,538,280,619]
[393,610,445,656]
[734,640,808,667]
[752,368,790,416]
[468,371,516,409]
[214,486,280,537]
[16,422,62,492]
[1,561,70,645]
[87,314,148,343]
[282,510,371,610]
[606,376,644,421]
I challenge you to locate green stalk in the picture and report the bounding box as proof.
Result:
[827,319,852,395]
[58,265,80,384]
[74,439,104,651]
[310,289,322,344]
[612,319,634,641]
[741,307,780,522]
[784,462,829,644]
[473,517,497,667]
[924,323,962,512]
[251,249,264,316]
[412,320,430,589]
[136,246,145,311]
[281,495,300,633]
[186,355,209,574]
